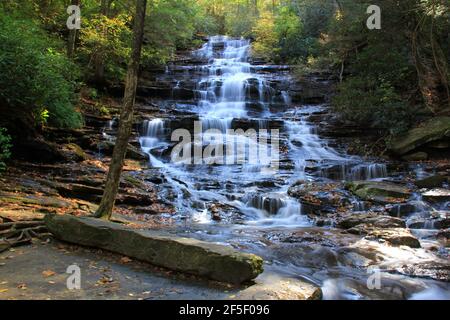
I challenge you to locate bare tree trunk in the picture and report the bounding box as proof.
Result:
[94,0,147,220]
[67,0,80,59]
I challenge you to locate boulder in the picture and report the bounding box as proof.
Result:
[387,203,418,217]
[45,214,264,284]
[415,175,447,189]
[388,117,450,156]
[235,273,322,300]
[346,181,412,204]
[337,213,406,230]
[349,227,421,248]
[422,188,450,203]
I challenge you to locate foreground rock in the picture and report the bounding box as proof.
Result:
[45,214,264,284]
[346,181,412,204]
[235,273,322,300]
[388,117,450,156]
[355,227,421,248]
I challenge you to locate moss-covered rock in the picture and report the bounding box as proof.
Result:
[415,175,447,189]
[388,117,450,156]
[345,181,412,204]
[45,214,264,284]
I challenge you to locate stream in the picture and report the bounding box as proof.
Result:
[136,36,449,300]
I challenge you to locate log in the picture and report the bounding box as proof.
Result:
[45,214,264,284]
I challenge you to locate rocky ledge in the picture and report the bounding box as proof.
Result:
[45,214,264,284]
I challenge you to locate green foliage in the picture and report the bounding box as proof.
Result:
[0,127,12,172]
[333,77,414,134]
[0,12,82,129]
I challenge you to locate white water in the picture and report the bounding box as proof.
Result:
[139,36,388,226]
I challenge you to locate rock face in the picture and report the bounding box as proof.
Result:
[388,117,450,156]
[45,214,264,284]
[346,181,412,204]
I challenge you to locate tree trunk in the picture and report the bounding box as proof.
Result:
[67,0,80,59]
[94,0,147,220]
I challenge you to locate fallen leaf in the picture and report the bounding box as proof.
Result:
[42,270,56,278]
[120,257,132,264]
[0,289,8,293]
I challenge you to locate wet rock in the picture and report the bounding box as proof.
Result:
[415,175,447,189]
[288,182,350,214]
[346,181,412,204]
[401,152,428,161]
[209,204,222,221]
[436,229,450,244]
[387,203,418,217]
[235,273,322,300]
[391,262,450,282]
[45,214,264,284]
[422,188,450,203]
[388,117,450,156]
[337,213,406,230]
[350,227,421,248]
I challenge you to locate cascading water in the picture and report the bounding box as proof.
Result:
[139,36,388,225]
[135,36,449,300]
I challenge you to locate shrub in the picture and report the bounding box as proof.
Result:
[0,127,11,172]
[0,13,82,129]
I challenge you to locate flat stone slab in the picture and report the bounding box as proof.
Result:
[45,214,264,284]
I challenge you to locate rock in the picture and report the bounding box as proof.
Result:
[235,273,322,300]
[0,192,72,209]
[61,143,89,162]
[56,183,103,202]
[422,188,450,203]
[355,227,421,248]
[408,216,449,230]
[387,203,418,217]
[388,117,450,156]
[401,152,428,161]
[45,214,264,284]
[391,262,450,282]
[337,213,406,230]
[209,204,222,221]
[98,141,148,161]
[288,182,349,214]
[415,175,447,189]
[346,181,412,204]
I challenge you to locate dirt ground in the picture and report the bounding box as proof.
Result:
[0,240,238,300]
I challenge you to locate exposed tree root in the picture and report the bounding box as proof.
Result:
[0,220,50,253]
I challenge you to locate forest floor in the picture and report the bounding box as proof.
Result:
[0,240,235,300]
